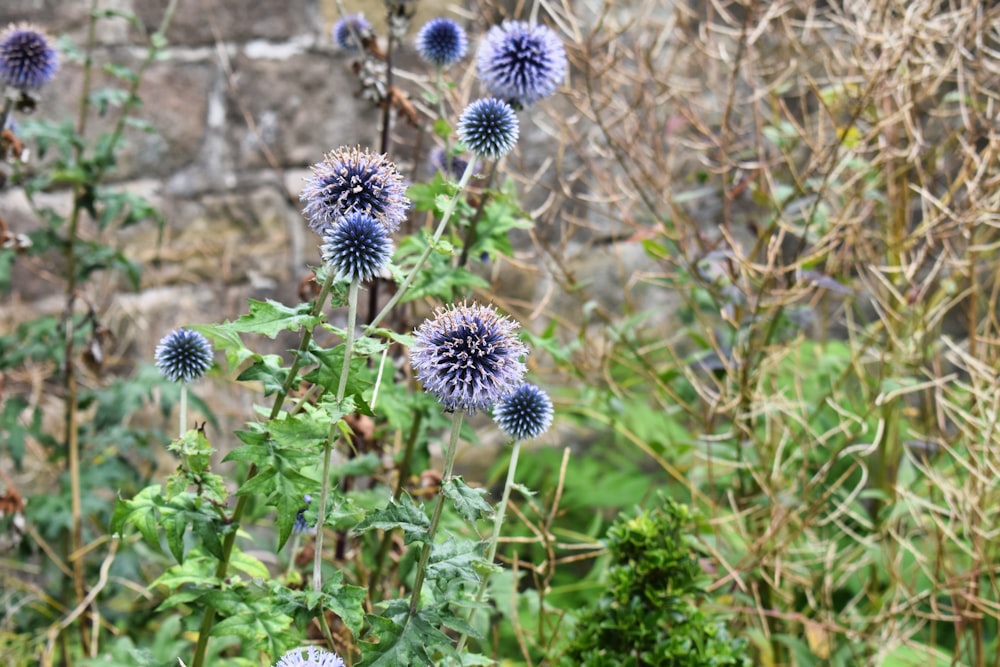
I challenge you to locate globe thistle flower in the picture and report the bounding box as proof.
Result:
[300,146,410,236]
[428,146,474,180]
[0,23,58,91]
[410,302,529,414]
[272,646,345,667]
[293,494,314,534]
[457,98,519,160]
[416,17,467,68]
[493,383,553,441]
[154,329,213,383]
[320,212,393,283]
[332,14,371,51]
[477,21,566,108]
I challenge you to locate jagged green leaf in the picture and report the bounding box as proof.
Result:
[352,494,431,545]
[443,477,494,522]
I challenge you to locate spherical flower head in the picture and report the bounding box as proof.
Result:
[416,17,468,67]
[0,24,59,91]
[477,21,566,108]
[493,383,553,441]
[457,98,519,160]
[320,212,393,283]
[428,146,474,180]
[154,329,213,383]
[273,646,345,667]
[332,14,371,51]
[300,146,410,236]
[293,494,314,534]
[410,302,529,414]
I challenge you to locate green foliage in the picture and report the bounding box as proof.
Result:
[561,498,750,667]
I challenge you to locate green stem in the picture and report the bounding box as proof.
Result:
[313,279,360,592]
[191,270,335,667]
[408,413,464,617]
[456,438,522,653]
[178,384,187,438]
[366,158,478,333]
[456,162,498,269]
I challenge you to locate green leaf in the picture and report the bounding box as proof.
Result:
[236,355,289,396]
[362,611,459,667]
[228,299,322,339]
[110,485,163,550]
[210,609,291,658]
[442,477,494,521]
[426,538,486,586]
[353,494,431,545]
[321,572,368,636]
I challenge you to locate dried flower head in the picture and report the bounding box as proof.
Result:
[332,14,371,51]
[154,329,213,383]
[476,21,566,108]
[457,97,519,160]
[300,146,410,236]
[416,17,467,67]
[272,647,345,667]
[493,383,553,441]
[410,302,529,414]
[320,212,393,283]
[0,24,58,91]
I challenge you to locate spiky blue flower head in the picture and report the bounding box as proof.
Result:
[428,146,474,180]
[300,146,410,236]
[0,24,58,91]
[477,21,566,108]
[410,302,529,414]
[457,98,519,160]
[493,383,553,441]
[320,212,393,283]
[416,17,468,67]
[293,494,314,534]
[154,329,213,383]
[332,14,372,51]
[272,646,345,667]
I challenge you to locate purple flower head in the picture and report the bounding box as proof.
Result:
[272,646,345,667]
[410,302,529,414]
[493,383,553,441]
[477,21,566,108]
[428,146,474,180]
[154,329,213,383]
[293,494,314,534]
[0,23,58,91]
[320,212,393,283]
[416,17,467,67]
[300,146,410,236]
[457,97,519,160]
[333,14,371,51]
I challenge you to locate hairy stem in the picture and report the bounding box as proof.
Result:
[366,158,477,332]
[456,438,522,653]
[408,412,464,617]
[313,279,361,592]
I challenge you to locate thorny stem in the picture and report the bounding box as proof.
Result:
[408,412,464,617]
[366,157,478,333]
[455,438,523,653]
[191,270,335,667]
[314,279,361,593]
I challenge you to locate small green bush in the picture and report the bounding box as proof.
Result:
[561,498,750,667]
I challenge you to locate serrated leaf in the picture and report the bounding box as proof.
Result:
[443,477,494,521]
[426,538,486,586]
[110,485,163,551]
[353,494,430,545]
[361,611,459,667]
[321,572,367,636]
[236,355,288,396]
[210,609,291,658]
[228,299,322,339]
[230,549,270,579]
